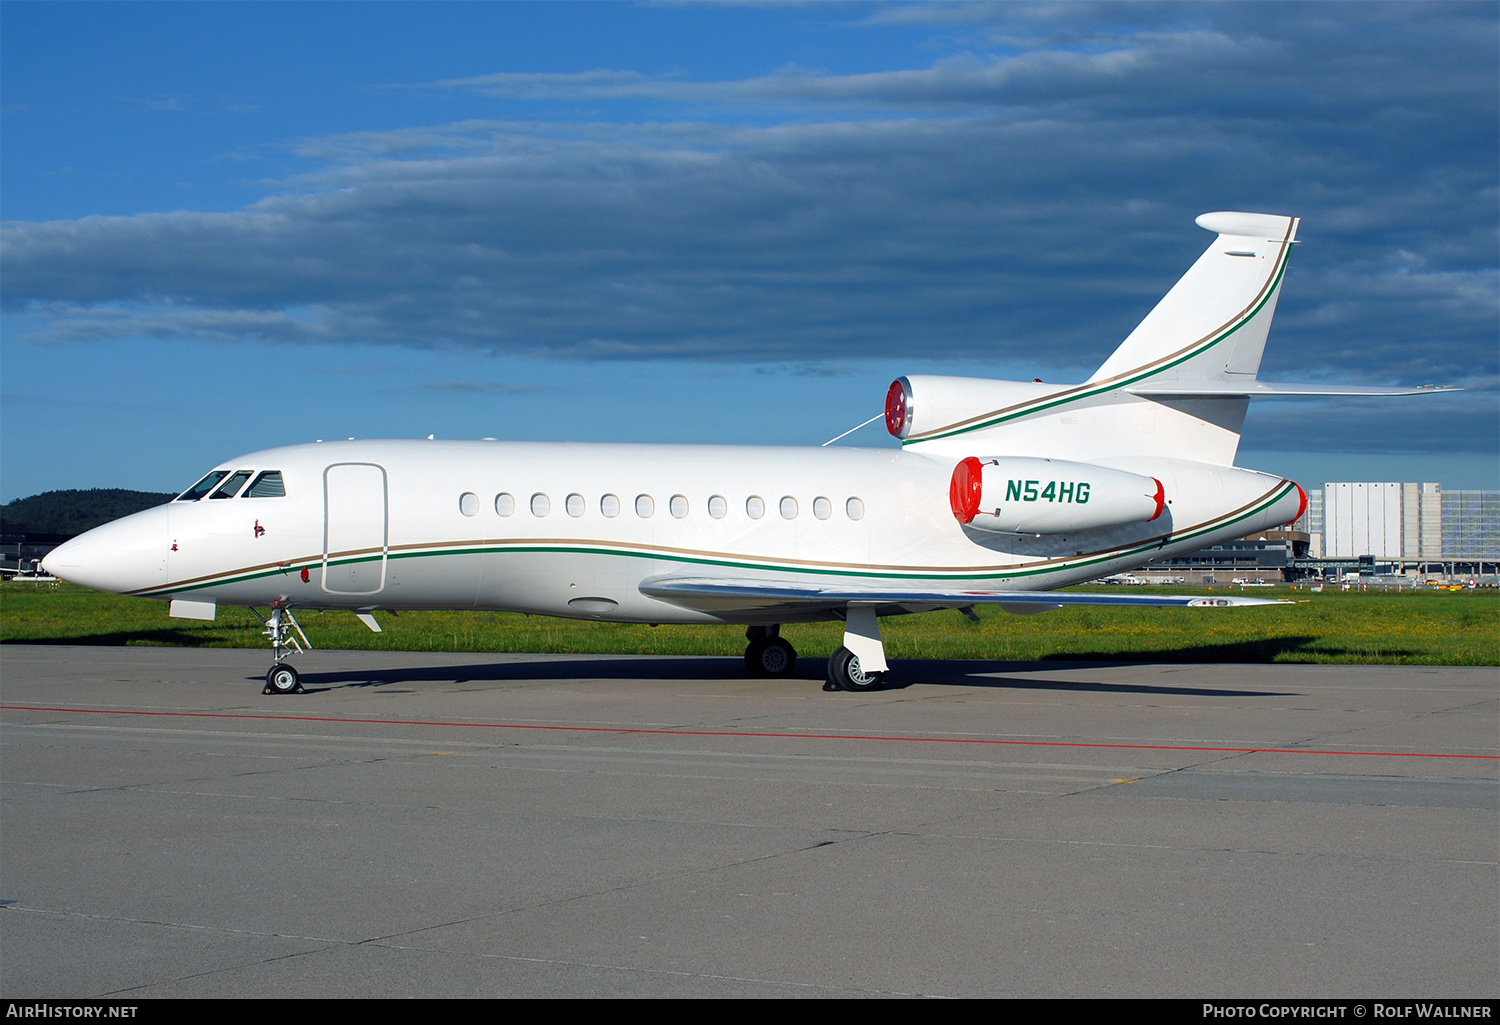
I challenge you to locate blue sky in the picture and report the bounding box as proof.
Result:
[3,1,1496,502]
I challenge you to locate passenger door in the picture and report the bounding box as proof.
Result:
[323,463,387,595]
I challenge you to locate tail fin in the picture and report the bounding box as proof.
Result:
[893,212,1446,468]
[1088,211,1299,386]
[896,212,1303,467]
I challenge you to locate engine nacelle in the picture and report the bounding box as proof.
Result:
[885,375,1062,442]
[949,456,1166,535]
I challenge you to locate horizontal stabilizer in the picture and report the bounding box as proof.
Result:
[1124,381,1459,398]
[640,576,1290,616]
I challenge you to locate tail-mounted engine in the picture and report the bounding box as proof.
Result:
[950,456,1165,535]
[885,374,1058,444]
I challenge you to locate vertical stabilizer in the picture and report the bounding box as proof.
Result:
[1089,212,1299,386]
[895,212,1302,467]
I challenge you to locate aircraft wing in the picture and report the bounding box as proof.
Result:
[638,576,1291,617]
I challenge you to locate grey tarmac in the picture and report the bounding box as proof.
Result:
[0,645,1495,998]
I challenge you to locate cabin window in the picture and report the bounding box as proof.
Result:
[707,495,727,519]
[846,497,865,520]
[600,494,621,517]
[813,496,832,520]
[669,495,689,519]
[780,496,798,520]
[459,492,479,517]
[176,470,229,502]
[566,493,586,517]
[495,493,515,516]
[635,494,655,518]
[531,493,551,517]
[746,495,765,519]
[242,471,285,498]
[209,471,252,499]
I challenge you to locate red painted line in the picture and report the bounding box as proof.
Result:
[3,704,1496,760]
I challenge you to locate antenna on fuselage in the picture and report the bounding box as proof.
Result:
[822,412,884,447]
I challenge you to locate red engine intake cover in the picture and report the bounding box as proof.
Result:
[885,379,908,437]
[949,456,984,524]
[1148,477,1166,522]
[1286,482,1307,527]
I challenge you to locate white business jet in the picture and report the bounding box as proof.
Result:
[43,212,1450,694]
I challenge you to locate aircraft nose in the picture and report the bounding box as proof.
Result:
[42,504,171,595]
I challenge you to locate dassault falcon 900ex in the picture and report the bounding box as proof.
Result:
[44,212,1451,694]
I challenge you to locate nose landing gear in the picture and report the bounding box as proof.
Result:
[265,662,301,695]
[253,603,311,695]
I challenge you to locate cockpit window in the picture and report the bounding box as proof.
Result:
[176,470,230,502]
[209,471,252,499]
[242,471,285,498]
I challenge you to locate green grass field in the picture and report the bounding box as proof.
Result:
[2,581,1496,665]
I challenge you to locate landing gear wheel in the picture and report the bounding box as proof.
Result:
[746,637,797,678]
[827,646,884,692]
[264,663,303,695]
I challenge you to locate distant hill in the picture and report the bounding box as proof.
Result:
[0,489,177,538]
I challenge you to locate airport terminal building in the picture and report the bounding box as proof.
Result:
[1296,483,1499,565]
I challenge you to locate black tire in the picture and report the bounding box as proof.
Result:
[265,663,301,695]
[827,646,884,692]
[746,637,797,678]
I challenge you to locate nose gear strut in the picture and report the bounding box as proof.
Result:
[253,602,312,695]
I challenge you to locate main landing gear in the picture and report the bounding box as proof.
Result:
[253,602,311,695]
[825,646,884,692]
[744,610,891,692]
[745,625,797,677]
[823,604,889,693]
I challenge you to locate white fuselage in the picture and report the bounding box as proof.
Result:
[46,438,1301,624]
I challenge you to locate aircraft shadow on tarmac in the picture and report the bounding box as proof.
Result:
[16,631,1410,685]
[264,653,1304,699]
[19,629,232,647]
[7,632,1372,696]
